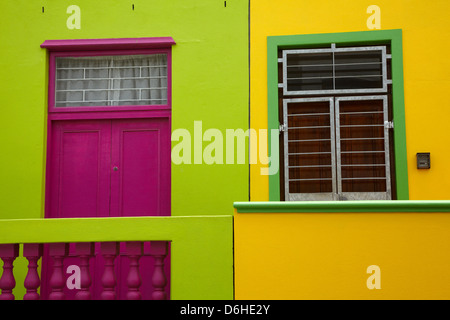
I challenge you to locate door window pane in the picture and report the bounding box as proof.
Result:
[55,54,168,107]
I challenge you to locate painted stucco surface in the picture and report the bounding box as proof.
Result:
[234,209,450,299]
[238,0,450,299]
[0,0,246,300]
[0,215,234,299]
[0,0,249,220]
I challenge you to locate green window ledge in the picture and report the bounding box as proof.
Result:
[234,201,450,213]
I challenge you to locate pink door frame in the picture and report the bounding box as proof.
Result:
[44,42,173,208]
[44,44,173,217]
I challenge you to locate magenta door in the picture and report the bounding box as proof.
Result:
[111,119,170,217]
[42,118,171,299]
[47,120,112,219]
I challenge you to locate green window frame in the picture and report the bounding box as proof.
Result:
[267,29,409,201]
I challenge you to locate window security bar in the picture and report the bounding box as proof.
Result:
[287,61,383,68]
[283,96,392,201]
[335,95,391,200]
[340,151,385,154]
[340,164,386,167]
[288,126,331,130]
[339,124,384,128]
[288,112,331,117]
[340,137,384,141]
[288,139,331,142]
[340,111,384,115]
[283,97,337,201]
[289,178,333,182]
[288,165,332,168]
[288,152,332,155]
[341,177,386,180]
[287,75,383,81]
[281,45,388,95]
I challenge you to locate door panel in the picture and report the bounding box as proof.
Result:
[111,118,170,217]
[48,120,111,218]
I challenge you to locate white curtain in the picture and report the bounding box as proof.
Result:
[55,54,168,107]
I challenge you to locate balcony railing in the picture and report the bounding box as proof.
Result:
[0,241,169,300]
[0,215,234,300]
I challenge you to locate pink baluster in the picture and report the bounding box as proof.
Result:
[150,241,169,300]
[100,242,119,300]
[23,243,43,300]
[0,244,20,300]
[75,242,94,300]
[125,242,143,300]
[48,243,69,300]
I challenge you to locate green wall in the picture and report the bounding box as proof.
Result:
[0,0,249,219]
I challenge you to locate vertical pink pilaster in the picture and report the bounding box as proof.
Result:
[48,243,69,300]
[75,242,95,300]
[150,241,169,300]
[100,242,119,300]
[23,244,43,300]
[125,242,143,300]
[0,244,20,300]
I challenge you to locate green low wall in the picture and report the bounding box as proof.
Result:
[0,215,234,300]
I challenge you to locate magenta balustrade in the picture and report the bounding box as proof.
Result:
[0,244,20,300]
[48,243,69,300]
[75,242,95,300]
[100,242,120,300]
[126,242,144,300]
[0,241,170,300]
[150,241,169,300]
[23,244,43,300]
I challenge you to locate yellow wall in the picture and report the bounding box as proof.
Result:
[235,211,450,299]
[250,0,450,201]
[242,0,450,299]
